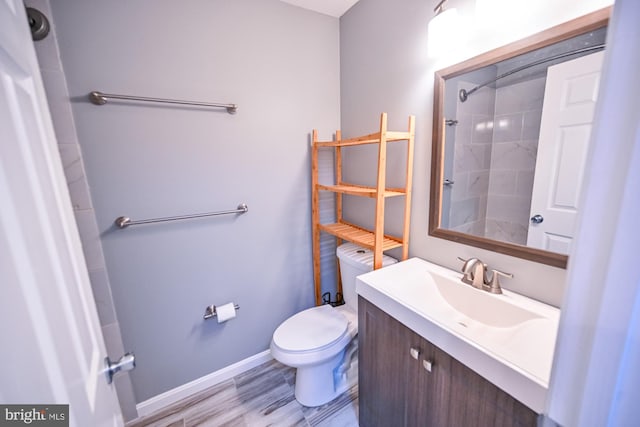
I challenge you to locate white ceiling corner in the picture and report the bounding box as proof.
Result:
[278,0,360,18]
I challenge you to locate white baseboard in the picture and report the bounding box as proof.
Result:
[136,350,273,417]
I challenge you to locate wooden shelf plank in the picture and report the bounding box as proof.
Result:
[385,131,413,141]
[341,131,382,145]
[319,222,403,252]
[317,183,405,198]
[315,139,379,147]
[314,130,411,147]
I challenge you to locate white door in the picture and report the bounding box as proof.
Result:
[527,51,604,254]
[0,2,124,426]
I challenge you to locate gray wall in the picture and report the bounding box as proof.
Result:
[339,0,589,307]
[26,0,137,419]
[50,0,340,402]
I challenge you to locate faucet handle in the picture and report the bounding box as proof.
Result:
[456,256,469,270]
[488,269,513,294]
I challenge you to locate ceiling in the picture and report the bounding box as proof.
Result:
[278,0,360,17]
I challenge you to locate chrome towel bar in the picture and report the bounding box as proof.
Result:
[115,203,248,229]
[89,91,237,114]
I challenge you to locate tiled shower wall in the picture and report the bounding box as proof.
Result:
[448,81,495,236]
[485,77,546,245]
[26,0,137,421]
[448,76,546,245]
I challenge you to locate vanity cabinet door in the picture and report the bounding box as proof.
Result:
[405,329,451,427]
[447,356,538,427]
[358,297,410,427]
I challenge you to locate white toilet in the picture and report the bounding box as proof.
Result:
[270,243,397,407]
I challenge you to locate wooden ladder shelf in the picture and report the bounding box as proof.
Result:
[311,113,415,305]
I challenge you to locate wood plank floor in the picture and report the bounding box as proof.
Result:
[126,359,359,427]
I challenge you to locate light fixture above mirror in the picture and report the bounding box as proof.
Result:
[428,0,464,58]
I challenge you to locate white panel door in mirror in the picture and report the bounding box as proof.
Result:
[527,51,604,254]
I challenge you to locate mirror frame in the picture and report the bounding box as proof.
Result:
[429,7,611,269]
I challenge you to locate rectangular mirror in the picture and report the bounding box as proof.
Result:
[429,7,610,269]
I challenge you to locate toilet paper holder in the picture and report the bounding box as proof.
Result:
[203,304,240,320]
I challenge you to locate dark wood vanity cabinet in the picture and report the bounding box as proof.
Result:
[358,296,409,426]
[358,297,538,427]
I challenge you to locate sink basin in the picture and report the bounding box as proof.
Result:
[355,257,560,413]
[430,271,543,328]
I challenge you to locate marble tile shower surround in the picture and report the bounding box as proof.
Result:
[446,76,546,246]
[25,0,137,420]
[485,76,546,245]
[449,81,495,236]
[126,359,359,427]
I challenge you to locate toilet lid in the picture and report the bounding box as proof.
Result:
[273,305,348,352]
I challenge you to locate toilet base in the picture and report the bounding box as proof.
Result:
[294,351,344,407]
[292,339,359,407]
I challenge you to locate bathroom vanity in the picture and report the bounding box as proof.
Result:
[356,258,560,426]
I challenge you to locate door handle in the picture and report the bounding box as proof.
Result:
[530,214,544,224]
[104,352,135,384]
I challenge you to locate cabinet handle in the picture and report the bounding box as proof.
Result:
[423,359,433,373]
[410,347,420,360]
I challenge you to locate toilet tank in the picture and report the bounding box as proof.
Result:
[336,243,397,309]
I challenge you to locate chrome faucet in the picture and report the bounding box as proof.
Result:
[457,257,513,294]
[458,257,488,289]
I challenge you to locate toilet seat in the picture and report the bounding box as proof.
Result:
[272,305,348,353]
